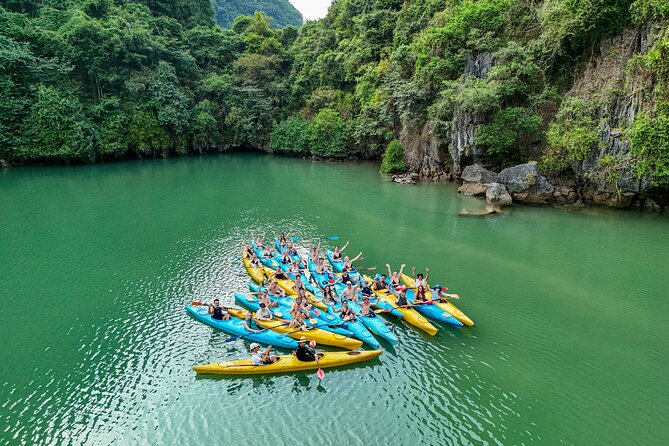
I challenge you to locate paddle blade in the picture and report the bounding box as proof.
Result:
[224,336,240,343]
[313,308,321,317]
[191,301,206,306]
[291,237,301,242]
[316,368,325,379]
[328,236,339,241]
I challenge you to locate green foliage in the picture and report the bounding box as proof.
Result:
[270,116,313,155]
[474,107,542,162]
[631,0,669,22]
[310,109,348,159]
[213,0,303,28]
[542,97,600,172]
[381,139,407,173]
[627,112,669,185]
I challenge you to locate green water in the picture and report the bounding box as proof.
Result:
[1,153,668,445]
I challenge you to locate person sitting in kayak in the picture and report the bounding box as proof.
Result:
[267,280,286,297]
[342,252,363,270]
[286,242,299,257]
[331,241,349,262]
[242,312,263,333]
[273,268,289,281]
[278,233,287,247]
[208,299,231,320]
[254,233,266,249]
[360,279,374,298]
[249,253,262,267]
[280,249,292,264]
[335,300,357,321]
[339,267,357,286]
[243,244,255,258]
[309,242,321,262]
[372,275,389,291]
[339,281,360,303]
[288,261,301,276]
[262,245,274,259]
[386,264,405,287]
[255,303,273,321]
[288,307,309,331]
[393,287,411,307]
[412,267,430,288]
[414,285,429,304]
[294,337,321,362]
[250,343,277,365]
[359,296,374,317]
[432,284,459,300]
[322,285,339,306]
[294,274,308,293]
[258,289,279,308]
[315,257,328,274]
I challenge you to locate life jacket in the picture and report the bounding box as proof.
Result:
[212,306,224,320]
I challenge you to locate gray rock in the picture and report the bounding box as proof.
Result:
[392,172,419,185]
[458,183,488,196]
[486,183,513,207]
[461,164,498,184]
[497,162,553,204]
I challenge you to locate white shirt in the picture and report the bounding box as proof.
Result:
[256,308,272,320]
[251,352,263,365]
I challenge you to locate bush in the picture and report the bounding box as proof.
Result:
[310,109,348,159]
[270,116,312,154]
[541,97,600,172]
[474,107,542,164]
[627,112,669,186]
[380,139,407,173]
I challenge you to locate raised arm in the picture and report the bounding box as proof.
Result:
[411,266,416,280]
[386,264,392,277]
[340,241,350,252]
[425,267,430,282]
[351,252,363,262]
[399,264,405,276]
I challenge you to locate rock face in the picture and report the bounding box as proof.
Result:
[458,183,488,196]
[486,183,513,207]
[497,162,553,204]
[392,172,419,184]
[461,164,498,184]
[400,121,447,179]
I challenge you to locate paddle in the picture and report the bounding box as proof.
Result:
[224,320,292,343]
[316,353,325,380]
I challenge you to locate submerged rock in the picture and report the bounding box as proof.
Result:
[458,206,502,217]
[458,183,488,196]
[392,172,419,184]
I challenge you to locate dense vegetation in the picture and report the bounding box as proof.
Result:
[0,0,667,187]
[212,0,302,28]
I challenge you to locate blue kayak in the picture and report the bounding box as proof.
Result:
[274,238,306,268]
[326,250,363,282]
[251,240,279,269]
[185,304,298,349]
[271,253,320,295]
[332,282,398,345]
[375,274,463,328]
[323,301,380,349]
[242,286,353,338]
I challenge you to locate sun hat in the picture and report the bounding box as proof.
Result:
[299,336,308,343]
[346,281,352,285]
[249,343,260,351]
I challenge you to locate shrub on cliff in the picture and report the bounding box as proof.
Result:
[381,139,407,173]
[310,109,348,159]
[270,116,312,155]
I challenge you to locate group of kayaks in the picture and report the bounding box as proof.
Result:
[189,237,475,376]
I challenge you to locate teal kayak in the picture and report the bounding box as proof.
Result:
[185,304,298,349]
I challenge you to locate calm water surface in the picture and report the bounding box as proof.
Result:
[1,153,668,445]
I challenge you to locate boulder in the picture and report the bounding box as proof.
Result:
[485,183,513,207]
[458,183,488,196]
[392,172,419,185]
[497,162,553,204]
[461,164,498,184]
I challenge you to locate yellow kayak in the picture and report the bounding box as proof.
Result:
[243,251,264,284]
[262,267,327,310]
[401,273,474,326]
[193,350,383,375]
[363,275,438,336]
[227,309,363,350]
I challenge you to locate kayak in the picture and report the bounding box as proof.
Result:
[242,250,264,284]
[325,302,381,349]
[226,308,363,350]
[239,289,354,338]
[331,282,398,345]
[326,250,363,282]
[193,350,383,375]
[272,253,319,294]
[364,274,438,336]
[401,273,474,326]
[261,266,327,310]
[185,304,298,349]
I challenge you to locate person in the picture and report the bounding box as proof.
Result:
[262,245,274,259]
[273,268,289,281]
[250,343,277,365]
[360,279,374,298]
[288,260,301,276]
[286,242,298,257]
[343,252,363,270]
[288,309,309,331]
[335,299,357,321]
[331,241,350,262]
[414,285,429,303]
[433,284,459,300]
[309,242,321,262]
[386,264,405,287]
[394,287,411,307]
[359,295,374,317]
[372,274,389,291]
[208,299,230,320]
[412,266,430,288]
[294,336,319,362]
[249,252,262,267]
[315,257,328,274]
[339,281,359,303]
[339,267,356,286]
[255,303,273,321]
[258,289,279,308]
[278,233,287,247]
[242,312,263,333]
[294,274,307,293]
[243,244,255,258]
[280,249,292,264]
[322,285,338,305]
[254,234,265,249]
[267,280,285,297]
